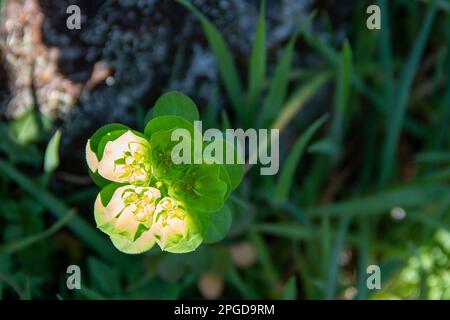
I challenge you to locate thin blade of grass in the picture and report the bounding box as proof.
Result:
[44,129,61,174]
[380,2,438,185]
[253,223,314,240]
[0,210,75,254]
[258,28,300,127]
[274,114,328,202]
[326,215,351,299]
[226,266,259,299]
[177,0,245,121]
[247,0,266,120]
[282,276,297,299]
[356,218,370,299]
[246,72,329,175]
[271,71,331,130]
[300,12,339,64]
[378,0,394,110]
[249,229,278,289]
[308,184,447,217]
[330,40,353,161]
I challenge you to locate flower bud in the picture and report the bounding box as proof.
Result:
[151,197,203,253]
[97,130,151,184]
[95,185,161,241]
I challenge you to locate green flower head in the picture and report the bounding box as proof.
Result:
[151,197,204,253]
[95,185,161,240]
[97,130,151,184]
[86,92,243,255]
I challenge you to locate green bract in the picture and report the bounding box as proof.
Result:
[86,91,243,254]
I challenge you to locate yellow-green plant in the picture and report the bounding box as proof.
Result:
[85,92,243,254]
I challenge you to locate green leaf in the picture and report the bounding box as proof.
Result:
[300,12,339,64]
[330,40,353,159]
[247,0,266,118]
[0,210,74,254]
[380,2,438,185]
[282,276,297,300]
[170,164,228,213]
[96,130,128,160]
[88,257,121,297]
[307,184,447,217]
[204,205,232,244]
[9,110,41,145]
[259,29,299,126]
[177,0,245,122]
[152,91,200,123]
[271,72,331,130]
[205,137,244,191]
[326,215,351,299]
[275,114,328,202]
[88,123,129,155]
[88,169,112,188]
[150,129,191,179]
[99,183,125,207]
[308,138,337,156]
[253,223,314,240]
[144,115,195,139]
[44,129,61,174]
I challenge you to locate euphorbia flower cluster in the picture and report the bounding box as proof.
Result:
[85,92,243,254]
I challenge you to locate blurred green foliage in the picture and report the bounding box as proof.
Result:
[0,0,449,300]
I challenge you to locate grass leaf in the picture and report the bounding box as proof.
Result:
[177,0,245,121]
[247,0,266,120]
[380,2,438,184]
[308,184,447,217]
[274,114,328,202]
[259,29,299,127]
[44,129,61,174]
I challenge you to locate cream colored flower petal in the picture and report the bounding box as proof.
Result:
[94,193,117,228]
[94,184,132,234]
[85,139,99,172]
[110,229,155,254]
[114,206,140,240]
[97,130,150,183]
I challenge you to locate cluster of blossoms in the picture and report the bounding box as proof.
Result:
[85,92,243,254]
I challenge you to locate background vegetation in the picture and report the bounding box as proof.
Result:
[0,0,449,299]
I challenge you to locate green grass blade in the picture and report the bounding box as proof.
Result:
[253,223,314,240]
[271,71,331,130]
[330,40,353,161]
[249,229,278,290]
[378,0,394,108]
[326,215,351,299]
[44,129,61,174]
[308,184,447,217]
[259,30,299,127]
[300,12,339,64]
[282,276,297,299]
[356,219,369,299]
[0,210,75,254]
[380,2,438,185]
[226,267,259,299]
[177,0,245,121]
[247,0,266,120]
[274,114,328,202]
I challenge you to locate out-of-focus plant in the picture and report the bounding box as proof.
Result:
[85,92,243,254]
